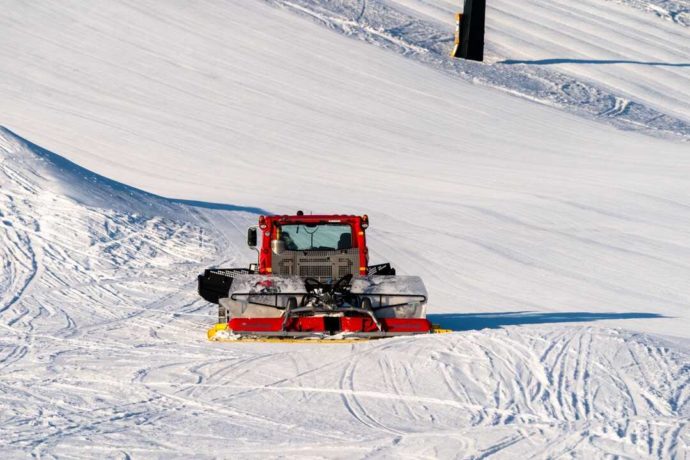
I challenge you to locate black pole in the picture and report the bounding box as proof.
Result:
[453,0,486,62]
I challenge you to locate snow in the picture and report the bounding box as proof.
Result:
[1,0,690,457]
[350,276,428,297]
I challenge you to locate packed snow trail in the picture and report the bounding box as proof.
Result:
[1,127,689,459]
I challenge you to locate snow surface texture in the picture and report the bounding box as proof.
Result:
[1,131,689,458]
[1,0,690,457]
[267,0,690,138]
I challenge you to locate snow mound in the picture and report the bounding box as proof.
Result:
[0,126,255,338]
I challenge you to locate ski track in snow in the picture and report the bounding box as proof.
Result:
[265,0,690,140]
[1,0,690,457]
[1,130,689,458]
[606,0,690,26]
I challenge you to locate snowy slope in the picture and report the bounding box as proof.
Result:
[1,128,688,458]
[2,0,690,203]
[2,0,690,337]
[268,0,690,136]
[2,0,690,457]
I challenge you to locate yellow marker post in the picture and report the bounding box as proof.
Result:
[451,13,463,58]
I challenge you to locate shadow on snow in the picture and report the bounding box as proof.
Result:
[168,199,266,214]
[428,311,666,332]
[500,58,690,67]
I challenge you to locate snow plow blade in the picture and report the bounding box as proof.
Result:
[208,274,443,341]
[207,322,451,342]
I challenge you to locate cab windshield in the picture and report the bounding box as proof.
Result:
[279,224,352,251]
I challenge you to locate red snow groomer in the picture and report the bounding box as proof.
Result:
[199,212,440,341]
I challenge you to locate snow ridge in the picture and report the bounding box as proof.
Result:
[266,0,690,139]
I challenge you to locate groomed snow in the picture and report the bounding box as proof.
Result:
[1,0,690,457]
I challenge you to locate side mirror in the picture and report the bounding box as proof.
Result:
[247,227,258,248]
[271,239,285,255]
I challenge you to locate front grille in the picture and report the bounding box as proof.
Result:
[299,265,333,278]
[272,249,359,281]
[300,256,330,263]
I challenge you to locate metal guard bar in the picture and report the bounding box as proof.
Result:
[229,292,427,310]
